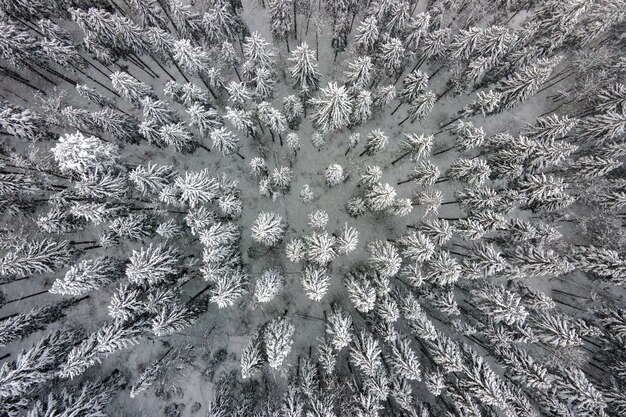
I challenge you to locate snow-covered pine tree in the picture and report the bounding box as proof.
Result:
[310,82,353,133]
[389,337,422,381]
[202,0,240,45]
[570,245,626,286]
[0,300,75,347]
[345,56,373,89]
[400,91,436,125]
[360,129,388,156]
[354,16,379,53]
[158,122,199,153]
[51,132,119,176]
[308,210,329,230]
[264,317,295,370]
[325,164,344,187]
[379,37,406,75]
[351,89,373,125]
[344,270,377,313]
[141,97,178,127]
[301,265,331,301]
[207,266,247,308]
[289,42,320,94]
[0,238,73,278]
[366,182,396,211]
[174,169,220,208]
[254,267,285,303]
[50,257,121,296]
[350,331,382,377]
[445,158,491,187]
[497,56,562,109]
[243,31,276,70]
[240,332,265,380]
[283,95,304,130]
[126,243,180,286]
[336,223,359,255]
[210,127,242,158]
[326,305,353,350]
[399,160,440,187]
[268,0,293,50]
[251,212,286,246]
[368,240,402,278]
[110,71,154,105]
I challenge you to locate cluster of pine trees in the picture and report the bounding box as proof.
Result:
[0,0,624,416]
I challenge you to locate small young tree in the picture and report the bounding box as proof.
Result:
[283,95,304,130]
[336,223,359,255]
[240,335,264,379]
[351,89,373,125]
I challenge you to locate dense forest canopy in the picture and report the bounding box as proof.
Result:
[0,0,625,416]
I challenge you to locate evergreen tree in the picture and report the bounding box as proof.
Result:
[0,239,73,278]
[51,257,121,296]
[268,0,293,50]
[344,56,373,89]
[379,37,406,75]
[283,95,304,130]
[254,267,285,303]
[310,82,353,133]
[360,129,388,156]
[264,317,295,370]
[354,16,379,53]
[305,232,336,266]
[251,212,286,246]
[110,71,154,104]
[345,270,376,313]
[497,56,562,109]
[368,240,402,278]
[210,127,242,157]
